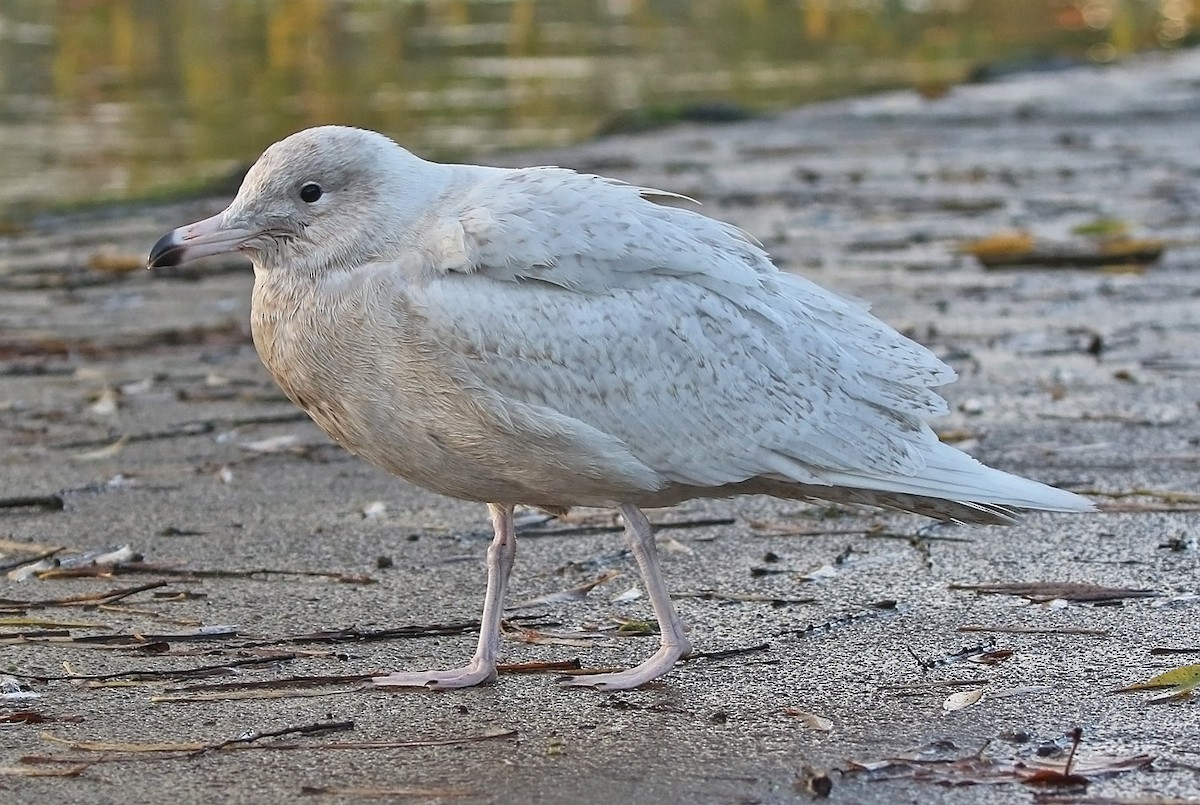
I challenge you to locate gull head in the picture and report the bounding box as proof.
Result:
[148,126,440,276]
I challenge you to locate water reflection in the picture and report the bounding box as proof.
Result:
[0,0,1192,213]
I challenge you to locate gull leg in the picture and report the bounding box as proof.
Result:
[561,503,692,691]
[374,503,516,689]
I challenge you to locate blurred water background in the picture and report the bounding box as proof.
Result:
[0,0,1195,216]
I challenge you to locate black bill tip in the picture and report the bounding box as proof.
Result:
[147,230,185,269]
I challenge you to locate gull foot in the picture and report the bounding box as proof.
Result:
[373,663,496,690]
[558,644,689,691]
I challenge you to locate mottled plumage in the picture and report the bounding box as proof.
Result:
[149,126,1092,691]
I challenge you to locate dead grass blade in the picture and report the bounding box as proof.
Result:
[0,763,91,777]
[950,582,1157,603]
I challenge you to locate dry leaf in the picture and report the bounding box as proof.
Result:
[783,708,833,731]
[660,536,693,555]
[968,649,1014,666]
[1113,663,1200,703]
[943,687,986,712]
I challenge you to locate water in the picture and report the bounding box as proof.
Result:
[0,0,1192,214]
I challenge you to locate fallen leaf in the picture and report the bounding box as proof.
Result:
[1112,663,1200,703]
[968,649,1014,666]
[783,708,833,731]
[943,688,986,712]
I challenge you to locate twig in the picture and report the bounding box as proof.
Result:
[687,642,772,661]
[191,720,355,756]
[28,582,171,608]
[38,726,518,759]
[95,581,170,605]
[0,495,64,512]
[36,563,374,585]
[10,653,297,682]
[169,674,376,693]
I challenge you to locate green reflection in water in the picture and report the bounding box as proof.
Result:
[0,0,1191,213]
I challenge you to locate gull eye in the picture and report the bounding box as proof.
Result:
[299,183,323,203]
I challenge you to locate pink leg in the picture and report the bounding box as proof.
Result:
[560,504,692,691]
[374,503,515,689]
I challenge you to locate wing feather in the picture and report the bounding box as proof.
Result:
[400,164,1084,513]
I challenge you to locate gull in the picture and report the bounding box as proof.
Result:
[148,126,1092,691]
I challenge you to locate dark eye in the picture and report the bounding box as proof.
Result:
[299,183,322,203]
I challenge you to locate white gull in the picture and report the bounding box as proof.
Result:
[148,126,1093,691]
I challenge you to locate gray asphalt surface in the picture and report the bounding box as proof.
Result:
[2,51,1199,803]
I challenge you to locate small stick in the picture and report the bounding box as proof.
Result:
[191,720,355,756]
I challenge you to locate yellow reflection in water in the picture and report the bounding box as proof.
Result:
[0,0,1191,211]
